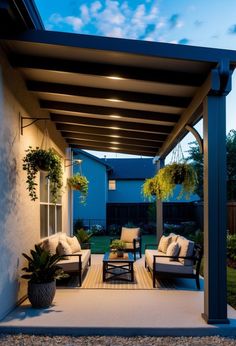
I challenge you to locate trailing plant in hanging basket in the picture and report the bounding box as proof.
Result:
[156,162,197,200]
[22,146,63,202]
[142,175,160,200]
[67,173,89,204]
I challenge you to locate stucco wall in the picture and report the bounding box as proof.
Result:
[0,47,70,320]
[73,152,107,228]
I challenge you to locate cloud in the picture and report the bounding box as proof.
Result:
[228,24,236,34]
[178,38,190,45]
[47,1,186,43]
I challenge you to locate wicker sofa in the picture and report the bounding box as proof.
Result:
[40,232,91,286]
[145,233,203,289]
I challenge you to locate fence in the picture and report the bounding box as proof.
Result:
[74,201,236,234]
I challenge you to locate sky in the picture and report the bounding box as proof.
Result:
[35,0,236,159]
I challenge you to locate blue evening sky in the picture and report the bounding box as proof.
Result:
[35,0,236,158]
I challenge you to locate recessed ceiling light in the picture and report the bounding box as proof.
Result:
[110,147,119,150]
[110,114,121,119]
[110,135,120,138]
[110,126,120,130]
[107,98,122,103]
[106,76,124,80]
[110,141,120,145]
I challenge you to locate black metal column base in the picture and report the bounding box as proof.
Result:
[201,313,229,324]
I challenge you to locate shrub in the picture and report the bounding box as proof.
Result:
[227,234,236,261]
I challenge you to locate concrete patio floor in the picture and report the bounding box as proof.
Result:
[0,255,236,337]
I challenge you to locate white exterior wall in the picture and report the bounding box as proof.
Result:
[0,47,70,320]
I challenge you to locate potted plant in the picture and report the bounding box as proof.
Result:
[21,245,67,308]
[22,146,63,203]
[110,239,126,257]
[156,162,197,200]
[75,228,93,249]
[67,173,89,204]
[142,175,159,200]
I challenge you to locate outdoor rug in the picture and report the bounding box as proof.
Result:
[57,262,176,290]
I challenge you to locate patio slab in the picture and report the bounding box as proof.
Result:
[0,256,236,337]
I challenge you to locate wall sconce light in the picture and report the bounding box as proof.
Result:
[64,159,82,168]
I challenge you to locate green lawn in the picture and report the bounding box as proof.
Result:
[90,234,157,254]
[90,235,236,309]
[227,266,236,309]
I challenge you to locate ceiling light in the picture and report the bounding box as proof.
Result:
[107,98,122,103]
[106,76,124,80]
[109,114,121,119]
[110,135,120,138]
[110,147,119,150]
[110,141,120,145]
[110,126,120,130]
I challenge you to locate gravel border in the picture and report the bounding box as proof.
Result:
[1,334,236,346]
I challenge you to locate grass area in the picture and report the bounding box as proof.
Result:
[90,234,157,254]
[227,266,236,309]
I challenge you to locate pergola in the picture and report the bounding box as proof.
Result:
[1,1,236,324]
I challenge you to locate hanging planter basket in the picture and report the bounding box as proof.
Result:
[22,146,63,202]
[156,162,197,201]
[67,174,89,204]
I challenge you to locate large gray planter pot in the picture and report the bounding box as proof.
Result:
[28,281,56,308]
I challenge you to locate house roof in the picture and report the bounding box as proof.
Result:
[73,149,111,169]
[1,1,236,158]
[101,158,155,180]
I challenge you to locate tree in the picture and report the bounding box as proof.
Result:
[186,129,236,201]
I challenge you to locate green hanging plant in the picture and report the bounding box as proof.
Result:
[142,175,159,200]
[67,173,89,204]
[156,162,197,200]
[22,146,63,203]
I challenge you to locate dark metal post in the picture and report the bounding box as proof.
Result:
[202,94,228,324]
[156,158,164,243]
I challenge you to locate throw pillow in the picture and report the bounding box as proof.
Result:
[177,236,195,265]
[66,236,81,253]
[166,242,180,261]
[120,227,140,243]
[57,240,72,258]
[169,233,179,242]
[41,237,58,255]
[158,235,172,253]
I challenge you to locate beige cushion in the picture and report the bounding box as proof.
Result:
[124,241,140,249]
[57,240,72,258]
[42,237,58,255]
[58,249,91,272]
[158,235,172,253]
[166,242,180,261]
[59,232,68,241]
[145,249,193,275]
[120,227,140,243]
[66,236,81,253]
[169,233,179,242]
[177,236,195,266]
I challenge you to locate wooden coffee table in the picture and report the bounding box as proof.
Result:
[102,252,134,282]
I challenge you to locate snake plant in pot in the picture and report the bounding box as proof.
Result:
[22,146,63,203]
[22,245,67,308]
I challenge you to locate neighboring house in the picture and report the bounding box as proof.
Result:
[72,151,156,228]
[72,152,200,229]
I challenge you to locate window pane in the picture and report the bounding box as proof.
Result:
[49,182,62,204]
[40,172,48,203]
[49,205,55,235]
[40,205,48,238]
[57,206,62,232]
[109,180,116,190]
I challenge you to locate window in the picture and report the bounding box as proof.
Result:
[109,180,116,190]
[40,171,62,238]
